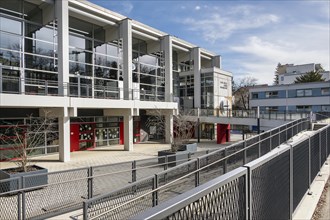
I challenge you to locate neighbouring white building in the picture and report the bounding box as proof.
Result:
[0,0,232,161]
[278,63,330,85]
[250,81,330,113]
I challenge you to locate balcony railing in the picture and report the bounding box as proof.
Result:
[0,76,172,102]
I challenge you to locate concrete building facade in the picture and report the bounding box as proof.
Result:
[0,0,232,161]
[250,81,330,112]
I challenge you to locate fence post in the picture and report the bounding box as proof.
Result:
[289,144,293,220]
[258,135,261,157]
[152,174,158,207]
[243,141,247,164]
[319,132,321,172]
[88,167,93,199]
[21,176,26,220]
[188,152,191,161]
[83,201,89,220]
[132,161,137,183]
[195,158,200,187]
[308,137,312,195]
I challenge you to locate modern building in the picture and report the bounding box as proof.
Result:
[250,81,330,113]
[0,0,232,161]
[277,63,330,85]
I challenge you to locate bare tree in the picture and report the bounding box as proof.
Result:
[233,76,258,110]
[146,109,195,152]
[0,112,57,172]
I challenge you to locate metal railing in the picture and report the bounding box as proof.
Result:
[187,108,311,121]
[132,124,330,220]
[0,150,210,220]
[0,76,172,102]
[82,118,310,220]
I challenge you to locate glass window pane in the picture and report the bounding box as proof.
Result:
[0,17,21,35]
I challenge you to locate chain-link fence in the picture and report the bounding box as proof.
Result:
[83,118,310,220]
[0,149,210,220]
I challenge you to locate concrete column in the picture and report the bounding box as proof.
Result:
[212,55,221,68]
[192,47,201,108]
[124,111,133,151]
[165,111,174,144]
[120,19,132,100]
[59,114,70,162]
[161,35,173,102]
[56,0,69,96]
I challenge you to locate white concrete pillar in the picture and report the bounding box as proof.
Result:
[59,113,70,162]
[212,55,221,68]
[192,47,201,108]
[165,110,174,144]
[56,0,69,96]
[120,19,132,100]
[161,35,173,102]
[124,111,133,151]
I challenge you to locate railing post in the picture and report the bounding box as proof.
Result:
[308,137,312,194]
[83,201,89,220]
[258,135,261,157]
[319,132,321,171]
[243,141,247,164]
[132,161,137,183]
[289,144,293,220]
[195,158,200,187]
[188,152,191,161]
[21,176,26,220]
[152,175,158,207]
[88,167,93,199]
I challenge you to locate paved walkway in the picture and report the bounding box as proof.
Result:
[0,135,243,172]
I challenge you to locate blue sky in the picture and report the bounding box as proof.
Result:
[90,0,330,84]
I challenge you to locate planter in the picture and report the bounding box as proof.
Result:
[158,150,189,167]
[0,165,48,193]
[179,143,198,153]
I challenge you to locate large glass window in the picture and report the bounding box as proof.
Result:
[296,89,312,97]
[321,88,330,95]
[132,37,164,101]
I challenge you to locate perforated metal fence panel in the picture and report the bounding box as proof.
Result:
[293,139,309,211]
[320,130,327,166]
[24,168,89,219]
[0,178,20,220]
[271,128,280,149]
[260,132,270,156]
[226,143,244,172]
[280,126,287,144]
[86,177,154,220]
[251,150,290,220]
[165,175,247,220]
[310,135,320,182]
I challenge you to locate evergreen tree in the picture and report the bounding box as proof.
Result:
[273,63,281,85]
[294,70,325,83]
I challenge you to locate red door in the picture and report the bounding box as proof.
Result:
[119,121,124,145]
[70,124,80,152]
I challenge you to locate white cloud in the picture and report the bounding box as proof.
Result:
[195,6,201,11]
[181,5,279,42]
[229,22,330,84]
[121,1,134,15]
